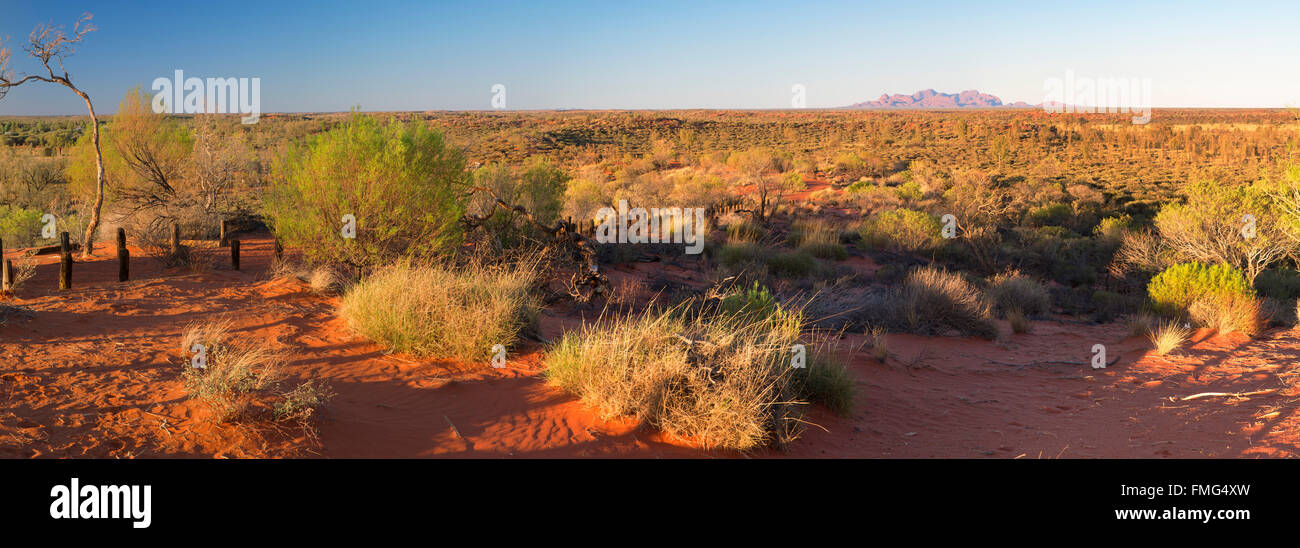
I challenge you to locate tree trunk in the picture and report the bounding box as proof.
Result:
[76,89,105,260]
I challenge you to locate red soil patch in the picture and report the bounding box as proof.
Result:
[3,234,1299,458]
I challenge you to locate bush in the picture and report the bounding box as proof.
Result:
[858,208,943,253]
[263,113,467,266]
[986,272,1051,318]
[1254,268,1300,301]
[1148,262,1261,334]
[765,250,818,278]
[719,282,784,321]
[338,260,540,361]
[0,205,48,248]
[1148,262,1253,316]
[788,220,847,260]
[898,266,997,339]
[180,320,286,422]
[544,302,847,450]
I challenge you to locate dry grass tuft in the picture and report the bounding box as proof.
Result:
[898,266,997,339]
[1148,321,1192,356]
[338,259,541,361]
[544,300,851,451]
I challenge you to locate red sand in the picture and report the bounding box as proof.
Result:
[3,235,1299,458]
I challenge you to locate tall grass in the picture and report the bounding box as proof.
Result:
[898,266,997,339]
[338,260,541,361]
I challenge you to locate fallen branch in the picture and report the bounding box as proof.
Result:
[462,185,608,302]
[1180,389,1277,401]
[986,354,1121,368]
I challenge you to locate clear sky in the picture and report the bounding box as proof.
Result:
[1,0,1297,115]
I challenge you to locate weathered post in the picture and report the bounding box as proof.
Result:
[59,231,72,290]
[117,227,129,282]
[219,219,229,247]
[231,239,240,271]
[2,259,12,291]
[171,223,181,253]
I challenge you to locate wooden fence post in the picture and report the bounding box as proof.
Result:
[117,227,129,282]
[59,232,72,290]
[219,219,229,247]
[231,239,240,271]
[171,223,181,253]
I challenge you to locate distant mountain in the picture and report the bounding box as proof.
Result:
[846,89,1034,109]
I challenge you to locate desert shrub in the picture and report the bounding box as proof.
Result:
[1154,179,1293,281]
[893,180,922,201]
[1110,228,1173,276]
[0,205,47,248]
[866,325,889,361]
[1091,290,1135,322]
[716,241,770,270]
[1024,203,1072,227]
[338,260,540,361]
[897,266,997,339]
[765,250,817,278]
[272,379,336,424]
[719,282,784,320]
[986,272,1051,318]
[544,301,846,450]
[788,220,847,260]
[180,320,286,421]
[793,350,854,417]
[263,113,467,266]
[725,217,768,242]
[1148,262,1261,334]
[180,320,333,424]
[858,208,943,253]
[1005,307,1030,334]
[1148,262,1253,316]
[1254,268,1300,301]
[1093,214,1134,244]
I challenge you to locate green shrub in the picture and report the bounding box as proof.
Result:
[1254,268,1300,301]
[858,208,943,253]
[1024,203,1072,227]
[0,205,46,248]
[765,250,817,278]
[263,113,467,266]
[1148,262,1253,317]
[719,282,784,320]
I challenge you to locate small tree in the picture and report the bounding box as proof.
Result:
[727,148,792,220]
[0,13,106,259]
[263,113,468,267]
[1155,179,1293,282]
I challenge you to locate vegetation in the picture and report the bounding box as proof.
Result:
[337,260,541,361]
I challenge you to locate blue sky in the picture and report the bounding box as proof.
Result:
[1,0,1297,115]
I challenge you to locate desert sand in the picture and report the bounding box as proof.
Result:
[3,234,1298,459]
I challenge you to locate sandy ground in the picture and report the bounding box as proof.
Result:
[3,234,1299,458]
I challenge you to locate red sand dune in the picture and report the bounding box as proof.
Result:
[3,235,1299,458]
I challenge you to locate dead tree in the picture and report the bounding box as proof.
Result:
[0,13,107,260]
[461,186,608,302]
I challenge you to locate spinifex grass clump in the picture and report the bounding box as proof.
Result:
[338,259,541,361]
[545,289,852,451]
[898,266,998,339]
